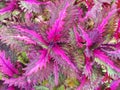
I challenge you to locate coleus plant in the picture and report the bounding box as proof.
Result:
[0,0,120,90]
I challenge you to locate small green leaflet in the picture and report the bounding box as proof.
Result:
[18,52,29,65]
[35,86,49,90]
[53,85,65,90]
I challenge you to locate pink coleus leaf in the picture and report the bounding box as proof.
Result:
[78,25,92,47]
[47,0,75,42]
[83,55,92,76]
[0,51,18,77]
[98,9,118,34]
[19,0,48,13]
[13,25,47,46]
[94,49,120,72]
[47,0,75,25]
[25,49,49,75]
[77,75,87,90]
[54,62,59,86]
[110,79,120,90]
[0,0,17,15]
[3,76,34,90]
[84,1,102,20]
[83,62,92,77]
[73,26,84,48]
[114,19,120,41]
[101,48,120,60]
[53,45,78,72]
[24,12,32,26]
[11,35,36,45]
[7,86,15,90]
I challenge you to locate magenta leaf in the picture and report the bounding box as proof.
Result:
[7,86,15,90]
[47,0,76,42]
[25,49,49,75]
[77,75,87,90]
[94,49,120,72]
[98,9,119,34]
[1,0,120,89]
[0,51,18,77]
[83,57,92,76]
[101,48,120,60]
[0,0,17,15]
[13,25,46,45]
[3,76,34,90]
[53,45,78,72]
[110,79,120,90]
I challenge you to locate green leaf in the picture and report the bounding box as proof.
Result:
[107,66,117,78]
[35,86,49,90]
[57,85,65,90]
[12,10,20,16]
[0,72,3,80]
[0,13,11,21]
[53,85,65,90]
[59,73,66,84]
[41,80,49,86]
[18,52,29,64]
[0,2,5,8]
[65,77,79,88]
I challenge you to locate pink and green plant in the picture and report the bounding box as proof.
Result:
[0,0,120,90]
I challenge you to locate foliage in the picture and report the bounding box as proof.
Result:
[0,0,120,90]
